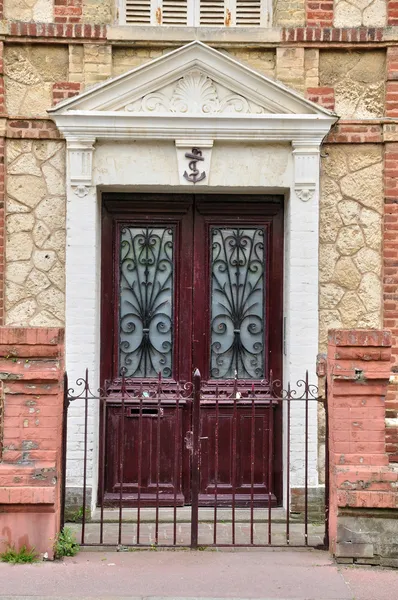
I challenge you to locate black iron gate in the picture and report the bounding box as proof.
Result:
[62,369,328,549]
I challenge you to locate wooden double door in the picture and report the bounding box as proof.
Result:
[101,194,284,506]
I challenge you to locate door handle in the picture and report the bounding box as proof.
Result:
[185,432,208,451]
[185,431,193,451]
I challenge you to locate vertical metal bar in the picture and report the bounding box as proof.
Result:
[250,383,255,545]
[99,390,107,545]
[232,379,238,546]
[286,384,291,545]
[191,369,201,549]
[323,378,329,550]
[60,373,69,531]
[118,372,126,546]
[214,384,219,546]
[305,370,309,546]
[155,372,162,546]
[81,369,89,545]
[173,384,180,546]
[268,400,274,545]
[137,382,143,545]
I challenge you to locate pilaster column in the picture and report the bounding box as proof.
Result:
[285,142,321,491]
[65,138,99,509]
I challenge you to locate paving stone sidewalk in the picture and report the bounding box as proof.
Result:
[0,549,397,600]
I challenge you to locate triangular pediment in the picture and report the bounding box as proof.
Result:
[49,41,334,118]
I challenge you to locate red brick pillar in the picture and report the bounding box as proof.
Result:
[0,328,65,559]
[327,330,398,565]
[0,41,5,327]
[384,47,398,463]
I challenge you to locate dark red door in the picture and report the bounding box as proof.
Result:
[101,194,283,506]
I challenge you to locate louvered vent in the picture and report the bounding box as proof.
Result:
[236,0,261,25]
[200,0,225,25]
[162,0,188,24]
[125,0,151,24]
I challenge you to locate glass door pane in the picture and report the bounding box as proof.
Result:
[210,226,266,379]
[118,226,174,378]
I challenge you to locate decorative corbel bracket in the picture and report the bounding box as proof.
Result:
[175,139,213,186]
[292,142,320,202]
[67,138,96,196]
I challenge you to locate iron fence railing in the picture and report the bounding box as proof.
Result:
[62,369,327,549]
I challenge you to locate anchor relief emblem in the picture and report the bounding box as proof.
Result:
[183,148,206,184]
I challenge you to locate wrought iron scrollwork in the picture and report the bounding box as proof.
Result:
[210,227,266,380]
[119,226,174,378]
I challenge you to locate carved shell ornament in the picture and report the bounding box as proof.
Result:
[126,69,264,115]
[170,70,221,113]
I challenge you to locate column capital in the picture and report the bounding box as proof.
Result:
[66,137,96,192]
[291,142,320,203]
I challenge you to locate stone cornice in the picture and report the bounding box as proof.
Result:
[2,21,398,46]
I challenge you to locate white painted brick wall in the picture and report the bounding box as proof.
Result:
[283,151,320,490]
[65,183,101,509]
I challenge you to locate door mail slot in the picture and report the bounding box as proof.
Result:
[125,407,164,418]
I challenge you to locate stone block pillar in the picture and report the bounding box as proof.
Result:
[327,330,398,566]
[0,328,64,559]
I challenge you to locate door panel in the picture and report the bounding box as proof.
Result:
[101,194,283,506]
[198,404,275,506]
[105,403,185,506]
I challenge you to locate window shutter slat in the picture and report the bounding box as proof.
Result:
[162,0,188,24]
[200,0,225,25]
[124,0,268,27]
[125,0,152,24]
[236,0,261,25]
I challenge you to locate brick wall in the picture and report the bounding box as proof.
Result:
[306,86,335,110]
[52,81,81,105]
[327,330,398,565]
[54,0,83,24]
[0,328,65,559]
[306,0,334,26]
[388,0,398,25]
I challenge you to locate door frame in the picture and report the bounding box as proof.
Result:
[100,192,284,505]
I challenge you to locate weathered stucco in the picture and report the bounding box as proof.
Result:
[319,145,383,352]
[226,50,276,79]
[113,48,277,80]
[83,0,114,23]
[4,0,53,22]
[5,141,66,327]
[273,0,305,26]
[4,45,68,118]
[319,51,385,119]
[334,0,387,27]
[112,48,172,77]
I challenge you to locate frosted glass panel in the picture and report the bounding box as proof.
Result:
[210,227,265,379]
[119,226,173,378]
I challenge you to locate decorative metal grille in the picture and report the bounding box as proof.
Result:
[119,226,174,378]
[210,227,266,379]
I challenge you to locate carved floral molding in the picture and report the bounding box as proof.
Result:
[124,69,265,115]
